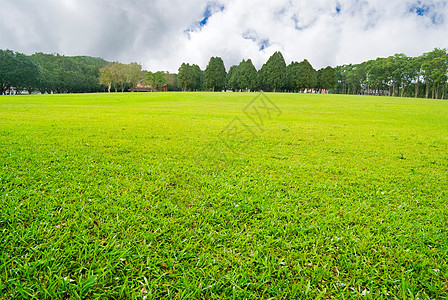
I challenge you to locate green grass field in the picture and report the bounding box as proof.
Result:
[1,92,447,299]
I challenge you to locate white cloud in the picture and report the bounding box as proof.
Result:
[1,0,447,72]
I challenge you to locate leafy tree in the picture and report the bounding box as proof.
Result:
[33,53,106,93]
[226,65,238,91]
[99,63,116,93]
[178,63,191,91]
[421,48,447,99]
[286,62,300,92]
[146,71,167,90]
[390,53,408,97]
[297,59,317,91]
[99,62,125,92]
[0,50,15,94]
[99,62,144,92]
[192,64,203,91]
[204,57,226,92]
[126,62,145,92]
[178,63,203,91]
[0,50,40,94]
[14,52,40,93]
[165,72,179,91]
[235,59,258,91]
[317,66,336,92]
[406,56,424,98]
[259,51,286,92]
[344,64,366,95]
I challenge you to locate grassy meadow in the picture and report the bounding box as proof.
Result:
[1,92,447,299]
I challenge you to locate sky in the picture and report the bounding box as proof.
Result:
[1,0,448,72]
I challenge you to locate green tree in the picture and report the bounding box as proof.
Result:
[297,59,317,91]
[146,71,167,90]
[205,57,226,92]
[286,62,300,92]
[0,50,40,94]
[317,66,336,92]
[178,63,191,91]
[344,64,366,95]
[192,64,203,91]
[99,62,125,92]
[259,51,286,92]
[235,59,258,92]
[178,63,203,91]
[226,65,238,91]
[421,48,448,99]
[0,50,15,94]
[126,62,145,92]
[165,72,179,91]
[33,53,106,93]
[99,63,116,93]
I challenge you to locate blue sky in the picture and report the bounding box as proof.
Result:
[1,0,447,72]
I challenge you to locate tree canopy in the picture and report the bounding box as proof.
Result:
[178,63,203,91]
[1,50,40,94]
[204,57,226,92]
[99,62,145,92]
[32,53,107,94]
[259,51,287,92]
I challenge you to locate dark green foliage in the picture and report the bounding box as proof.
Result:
[178,63,203,91]
[297,59,317,90]
[0,50,40,94]
[317,66,336,91]
[259,51,286,92]
[204,57,226,92]
[286,61,300,92]
[235,59,258,91]
[226,65,238,91]
[226,59,258,92]
[31,53,108,93]
[165,72,179,91]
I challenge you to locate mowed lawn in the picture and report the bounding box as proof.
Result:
[1,92,447,299]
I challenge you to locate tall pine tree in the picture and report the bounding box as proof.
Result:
[259,51,286,92]
[205,57,226,92]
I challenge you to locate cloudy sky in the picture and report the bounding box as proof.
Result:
[1,0,447,72]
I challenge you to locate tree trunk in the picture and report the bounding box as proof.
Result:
[400,83,405,97]
[415,80,419,98]
[425,83,429,98]
[432,83,435,99]
[108,83,111,93]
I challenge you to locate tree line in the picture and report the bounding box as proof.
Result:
[0,50,110,94]
[0,49,181,95]
[177,52,336,93]
[334,48,448,99]
[1,48,447,99]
